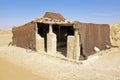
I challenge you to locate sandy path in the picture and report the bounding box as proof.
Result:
[0,46,120,80]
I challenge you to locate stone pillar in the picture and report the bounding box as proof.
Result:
[36,33,45,53]
[47,24,57,54]
[67,31,80,60]
[35,25,45,53]
[67,36,75,59]
[74,29,80,60]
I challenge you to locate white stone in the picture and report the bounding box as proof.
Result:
[94,46,100,52]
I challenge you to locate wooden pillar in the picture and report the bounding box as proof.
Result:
[49,24,53,33]
[58,26,61,42]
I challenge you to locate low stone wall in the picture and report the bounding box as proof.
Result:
[36,34,45,52]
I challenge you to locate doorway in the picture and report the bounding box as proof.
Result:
[37,23,74,57]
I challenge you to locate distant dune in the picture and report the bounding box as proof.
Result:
[0,30,12,46]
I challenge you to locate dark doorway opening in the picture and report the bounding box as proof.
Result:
[53,25,74,57]
[37,23,74,57]
[37,23,49,51]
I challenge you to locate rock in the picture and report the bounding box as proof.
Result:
[106,45,110,49]
[94,46,100,52]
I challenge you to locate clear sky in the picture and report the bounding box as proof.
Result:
[0,0,120,29]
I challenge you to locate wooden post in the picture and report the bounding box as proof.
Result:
[49,24,53,33]
[58,26,61,42]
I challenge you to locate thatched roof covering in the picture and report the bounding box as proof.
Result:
[33,18,73,26]
[33,12,74,26]
[43,12,66,21]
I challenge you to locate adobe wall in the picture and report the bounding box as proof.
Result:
[79,23,111,56]
[12,22,36,50]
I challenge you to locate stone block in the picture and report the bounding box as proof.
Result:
[36,34,45,52]
[67,36,75,59]
[47,32,57,54]
[67,34,80,60]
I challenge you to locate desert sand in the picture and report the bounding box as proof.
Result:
[0,24,120,80]
[0,58,48,80]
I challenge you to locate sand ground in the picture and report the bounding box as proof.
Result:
[0,30,120,80]
[0,58,48,80]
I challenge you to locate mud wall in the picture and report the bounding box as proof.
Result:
[12,22,36,50]
[79,23,111,56]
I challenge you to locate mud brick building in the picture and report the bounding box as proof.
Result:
[12,12,111,60]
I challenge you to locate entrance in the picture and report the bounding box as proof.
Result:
[37,23,74,57]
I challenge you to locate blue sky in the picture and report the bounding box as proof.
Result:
[0,0,120,29]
